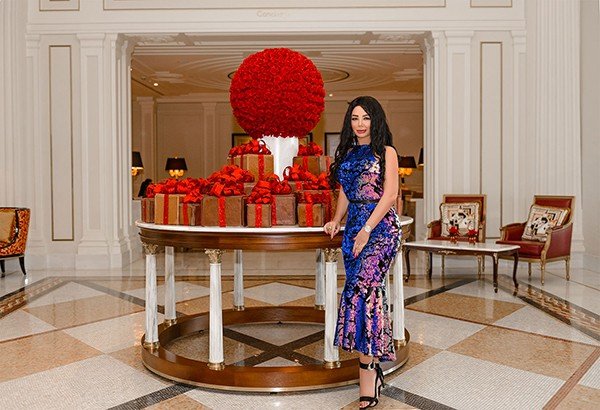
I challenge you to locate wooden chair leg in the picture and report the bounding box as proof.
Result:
[566,257,570,281]
[540,261,546,285]
[0,260,4,278]
[528,262,532,277]
[477,255,483,279]
[19,256,26,276]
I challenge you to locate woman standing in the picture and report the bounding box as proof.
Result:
[324,96,401,408]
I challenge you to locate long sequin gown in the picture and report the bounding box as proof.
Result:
[334,144,401,361]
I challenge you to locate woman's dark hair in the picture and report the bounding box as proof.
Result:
[138,178,153,198]
[329,96,395,187]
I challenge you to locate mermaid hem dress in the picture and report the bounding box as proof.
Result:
[333,144,401,362]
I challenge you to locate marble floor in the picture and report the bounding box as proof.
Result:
[0,251,599,409]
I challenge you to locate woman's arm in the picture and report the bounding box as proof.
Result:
[352,146,399,256]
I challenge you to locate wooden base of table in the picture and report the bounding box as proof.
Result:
[141,306,410,392]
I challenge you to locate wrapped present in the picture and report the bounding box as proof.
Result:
[154,194,185,225]
[232,154,274,181]
[179,202,202,226]
[271,194,296,226]
[141,198,154,223]
[247,203,272,228]
[292,155,333,177]
[301,189,336,222]
[297,203,324,227]
[283,164,317,192]
[201,196,245,227]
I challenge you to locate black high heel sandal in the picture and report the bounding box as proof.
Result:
[359,361,385,408]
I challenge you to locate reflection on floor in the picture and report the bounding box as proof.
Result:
[0,251,599,409]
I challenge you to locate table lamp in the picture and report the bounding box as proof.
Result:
[165,157,187,179]
[398,155,417,189]
[132,151,144,176]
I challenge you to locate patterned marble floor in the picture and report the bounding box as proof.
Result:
[0,251,599,410]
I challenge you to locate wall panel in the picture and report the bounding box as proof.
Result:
[49,45,74,241]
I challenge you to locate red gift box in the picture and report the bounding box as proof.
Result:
[201,196,245,227]
[246,203,272,228]
[178,203,202,226]
[297,203,324,227]
[154,194,185,225]
[271,194,297,226]
[141,198,154,223]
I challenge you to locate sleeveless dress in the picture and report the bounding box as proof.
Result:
[334,144,401,361]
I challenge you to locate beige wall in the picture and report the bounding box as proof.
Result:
[580,0,600,271]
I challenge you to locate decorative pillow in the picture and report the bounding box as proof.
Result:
[440,202,480,237]
[522,205,569,242]
[0,210,16,243]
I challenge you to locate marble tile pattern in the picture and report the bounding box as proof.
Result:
[0,259,599,409]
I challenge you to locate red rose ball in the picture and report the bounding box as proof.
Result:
[230,48,325,140]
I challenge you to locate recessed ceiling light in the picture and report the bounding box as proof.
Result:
[328,93,333,97]
[153,82,159,87]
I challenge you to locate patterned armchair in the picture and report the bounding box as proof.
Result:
[0,207,30,277]
[496,195,574,285]
[427,194,487,275]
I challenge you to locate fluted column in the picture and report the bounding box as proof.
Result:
[531,0,583,246]
[137,97,157,181]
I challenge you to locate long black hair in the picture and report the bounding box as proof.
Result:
[329,96,395,187]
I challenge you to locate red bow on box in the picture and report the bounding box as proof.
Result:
[247,181,273,204]
[207,181,244,197]
[228,139,272,157]
[208,165,254,184]
[183,189,204,204]
[283,164,316,182]
[297,141,323,156]
[297,191,325,204]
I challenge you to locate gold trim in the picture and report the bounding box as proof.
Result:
[49,45,75,242]
[323,361,341,369]
[142,243,159,255]
[205,249,224,264]
[207,362,225,371]
[314,305,325,311]
[394,338,408,349]
[324,248,340,263]
[233,305,245,311]
[163,318,177,327]
[143,340,159,351]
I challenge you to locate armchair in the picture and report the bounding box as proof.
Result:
[427,194,487,275]
[0,207,30,277]
[496,195,574,285]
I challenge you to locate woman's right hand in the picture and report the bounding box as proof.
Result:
[323,221,341,239]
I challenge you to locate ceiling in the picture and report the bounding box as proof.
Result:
[129,32,426,99]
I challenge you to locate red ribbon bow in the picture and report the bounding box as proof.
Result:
[297,141,323,156]
[228,139,272,157]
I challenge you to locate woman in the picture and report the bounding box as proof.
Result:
[324,96,400,408]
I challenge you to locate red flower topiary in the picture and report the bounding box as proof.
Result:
[230,48,325,140]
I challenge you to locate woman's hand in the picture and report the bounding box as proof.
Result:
[323,221,341,239]
[352,228,371,258]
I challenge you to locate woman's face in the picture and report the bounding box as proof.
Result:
[351,105,371,144]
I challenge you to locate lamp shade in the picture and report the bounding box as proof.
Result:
[398,155,417,169]
[418,148,424,167]
[165,157,187,171]
[132,151,143,168]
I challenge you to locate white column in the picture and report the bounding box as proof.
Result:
[315,249,325,309]
[323,248,340,368]
[531,0,583,249]
[233,249,244,310]
[143,243,159,349]
[206,249,225,370]
[392,253,406,345]
[164,246,176,324]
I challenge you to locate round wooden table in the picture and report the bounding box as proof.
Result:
[137,217,412,391]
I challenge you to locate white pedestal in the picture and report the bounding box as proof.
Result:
[262,135,299,178]
[392,253,406,344]
[233,249,244,310]
[144,252,158,346]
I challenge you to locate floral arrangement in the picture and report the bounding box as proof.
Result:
[448,225,459,243]
[467,228,478,244]
[229,48,325,140]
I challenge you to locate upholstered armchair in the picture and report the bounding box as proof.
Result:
[427,194,487,275]
[496,195,574,285]
[0,207,30,277]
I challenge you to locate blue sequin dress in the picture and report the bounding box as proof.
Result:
[334,144,401,361]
